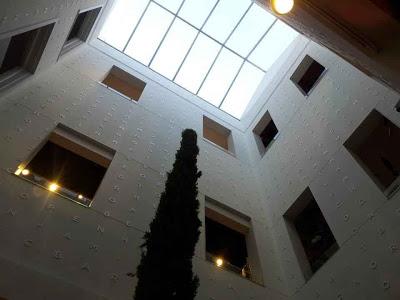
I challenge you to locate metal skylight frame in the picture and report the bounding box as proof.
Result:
[99,0,283,118]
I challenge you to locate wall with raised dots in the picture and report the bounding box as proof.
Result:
[244,39,400,299]
[0,0,295,298]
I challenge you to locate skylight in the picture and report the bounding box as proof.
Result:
[99,0,298,119]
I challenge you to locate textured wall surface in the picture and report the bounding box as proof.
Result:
[245,41,400,299]
[1,0,400,300]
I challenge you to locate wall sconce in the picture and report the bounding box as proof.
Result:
[271,0,294,14]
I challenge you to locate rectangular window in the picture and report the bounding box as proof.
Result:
[101,66,146,101]
[0,22,54,90]
[395,99,400,113]
[14,124,115,207]
[205,197,263,284]
[253,111,278,156]
[60,7,102,56]
[203,116,235,154]
[344,109,400,198]
[291,55,326,96]
[284,188,339,280]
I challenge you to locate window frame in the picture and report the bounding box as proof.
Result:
[290,55,327,97]
[59,5,103,57]
[14,124,115,207]
[253,110,279,156]
[202,115,235,156]
[0,19,56,92]
[283,187,339,280]
[204,196,264,285]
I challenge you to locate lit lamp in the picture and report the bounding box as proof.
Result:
[78,194,84,200]
[216,258,224,267]
[271,0,294,14]
[21,169,30,176]
[48,183,59,192]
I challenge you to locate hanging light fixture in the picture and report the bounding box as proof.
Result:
[48,183,59,192]
[271,0,294,14]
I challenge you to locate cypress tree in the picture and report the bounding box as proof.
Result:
[133,129,202,300]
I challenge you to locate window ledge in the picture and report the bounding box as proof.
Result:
[202,137,236,158]
[0,68,30,93]
[59,38,83,57]
[204,255,264,287]
[98,82,139,103]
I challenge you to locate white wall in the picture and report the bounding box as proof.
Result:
[245,40,400,299]
[1,0,400,299]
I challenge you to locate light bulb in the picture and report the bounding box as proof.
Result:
[78,194,83,200]
[216,258,224,267]
[21,169,30,176]
[271,0,294,14]
[49,183,59,192]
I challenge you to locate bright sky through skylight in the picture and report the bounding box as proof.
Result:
[99,0,298,119]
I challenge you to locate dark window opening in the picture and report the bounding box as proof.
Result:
[102,66,146,101]
[284,188,338,278]
[0,22,54,82]
[67,11,89,41]
[15,125,114,206]
[205,217,248,270]
[344,110,400,196]
[395,100,400,113]
[253,111,278,155]
[260,119,278,148]
[26,141,106,199]
[60,7,101,57]
[291,55,326,95]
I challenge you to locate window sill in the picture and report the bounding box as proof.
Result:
[59,38,83,58]
[98,82,139,103]
[202,138,236,158]
[0,68,30,93]
[205,254,264,287]
[13,168,93,208]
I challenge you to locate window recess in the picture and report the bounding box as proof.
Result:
[205,197,263,284]
[284,188,339,280]
[0,21,55,91]
[60,6,102,56]
[344,109,400,198]
[14,124,115,207]
[203,116,235,155]
[101,65,146,101]
[253,110,279,156]
[291,55,326,96]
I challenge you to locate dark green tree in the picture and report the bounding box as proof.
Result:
[133,129,202,300]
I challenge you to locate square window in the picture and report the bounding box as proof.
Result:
[253,111,278,155]
[60,7,102,56]
[101,66,146,101]
[15,124,115,207]
[291,55,326,96]
[284,188,339,279]
[344,109,400,197]
[0,22,54,90]
[203,116,235,154]
[205,197,263,283]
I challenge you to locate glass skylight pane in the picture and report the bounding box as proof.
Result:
[150,19,197,79]
[178,0,218,29]
[221,62,265,118]
[175,34,221,93]
[198,48,243,106]
[226,4,276,57]
[154,0,183,13]
[98,0,149,50]
[203,0,252,43]
[125,3,174,65]
[249,20,298,71]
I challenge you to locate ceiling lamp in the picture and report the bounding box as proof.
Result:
[48,183,59,192]
[271,0,294,14]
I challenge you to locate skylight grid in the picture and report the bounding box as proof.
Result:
[99,0,298,119]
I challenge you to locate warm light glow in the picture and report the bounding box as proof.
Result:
[14,167,23,176]
[78,194,84,200]
[271,0,294,14]
[48,183,59,192]
[216,258,224,267]
[21,169,30,176]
